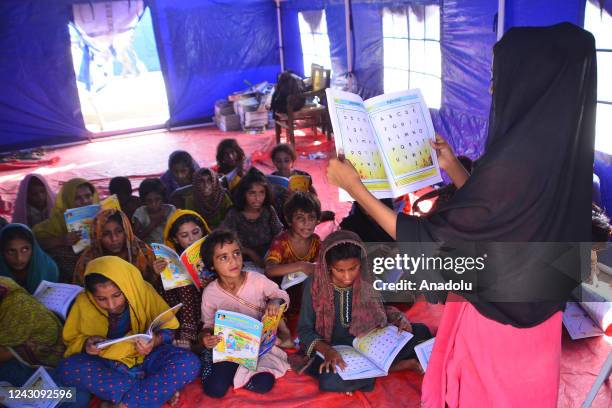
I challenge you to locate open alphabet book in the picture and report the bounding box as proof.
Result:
[0,367,61,408]
[317,325,413,380]
[33,280,83,320]
[414,337,436,372]
[326,88,442,201]
[213,305,286,371]
[562,283,612,340]
[96,303,183,349]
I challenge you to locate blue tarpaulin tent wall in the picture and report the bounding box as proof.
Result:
[1,0,608,209]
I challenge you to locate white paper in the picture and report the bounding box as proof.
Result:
[352,325,413,373]
[414,337,435,372]
[0,368,61,408]
[318,346,386,380]
[563,302,604,340]
[33,281,83,320]
[280,271,308,290]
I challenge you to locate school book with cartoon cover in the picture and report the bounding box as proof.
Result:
[151,243,194,290]
[179,236,213,288]
[326,88,442,201]
[64,195,122,254]
[213,305,287,370]
[33,280,83,320]
[96,303,183,349]
[317,325,413,380]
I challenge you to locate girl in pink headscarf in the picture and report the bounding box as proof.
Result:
[12,174,55,228]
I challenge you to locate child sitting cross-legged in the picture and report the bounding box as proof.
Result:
[265,192,321,345]
[296,230,432,394]
[199,229,290,398]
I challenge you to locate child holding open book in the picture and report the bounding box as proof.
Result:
[265,192,321,343]
[199,229,290,398]
[296,230,431,393]
[57,256,200,407]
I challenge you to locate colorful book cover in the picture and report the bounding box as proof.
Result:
[288,174,311,192]
[259,303,287,356]
[100,194,121,211]
[213,310,263,371]
[64,204,101,254]
[179,236,210,288]
[151,243,194,290]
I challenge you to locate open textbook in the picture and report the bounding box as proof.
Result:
[33,280,83,320]
[0,367,62,408]
[414,337,436,372]
[280,271,308,290]
[326,88,442,201]
[213,305,286,370]
[96,303,183,349]
[562,283,612,340]
[64,195,122,253]
[317,325,413,380]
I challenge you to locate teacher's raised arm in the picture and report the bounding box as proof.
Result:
[326,134,469,240]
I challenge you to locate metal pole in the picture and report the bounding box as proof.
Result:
[497,0,505,41]
[345,0,352,73]
[276,0,285,72]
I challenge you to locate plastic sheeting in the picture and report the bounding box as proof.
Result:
[150,0,281,126]
[0,1,87,152]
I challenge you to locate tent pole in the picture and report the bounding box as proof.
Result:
[345,0,353,73]
[275,0,285,72]
[497,0,505,40]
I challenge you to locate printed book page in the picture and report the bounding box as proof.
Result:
[352,325,413,373]
[33,280,83,320]
[364,89,442,196]
[326,89,392,201]
[414,337,435,372]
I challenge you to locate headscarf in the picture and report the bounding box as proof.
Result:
[163,209,210,253]
[160,150,200,196]
[32,178,100,239]
[12,174,55,227]
[63,256,178,368]
[73,209,156,285]
[192,168,226,221]
[0,276,65,367]
[0,224,59,294]
[397,23,596,327]
[312,230,400,342]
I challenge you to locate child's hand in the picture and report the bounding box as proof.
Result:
[393,316,413,333]
[136,335,156,356]
[153,258,168,275]
[320,348,347,374]
[64,231,82,246]
[265,298,283,317]
[202,334,222,349]
[85,336,106,355]
[301,262,316,275]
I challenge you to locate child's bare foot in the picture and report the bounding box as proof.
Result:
[344,391,353,396]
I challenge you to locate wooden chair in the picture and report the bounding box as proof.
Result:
[274,65,332,146]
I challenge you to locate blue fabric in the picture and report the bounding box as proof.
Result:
[149,0,281,126]
[0,1,87,152]
[56,344,200,408]
[0,223,59,294]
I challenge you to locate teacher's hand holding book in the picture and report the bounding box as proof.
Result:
[326,154,362,194]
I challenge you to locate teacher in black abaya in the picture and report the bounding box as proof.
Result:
[327,23,596,407]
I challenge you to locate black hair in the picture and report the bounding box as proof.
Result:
[0,226,33,252]
[232,168,273,211]
[271,143,297,162]
[200,229,240,271]
[592,203,611,242]
[169,151,195,169]
[0,217,7,231]
[138,178,167,201]
[104,211,125,228]
[215,139,246,165]
[169,214,206,251]
[84,273,114,294]
[76,182,95,195]
[284,191,321,223]
[325,242,363,267]
[109,177,133,196]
